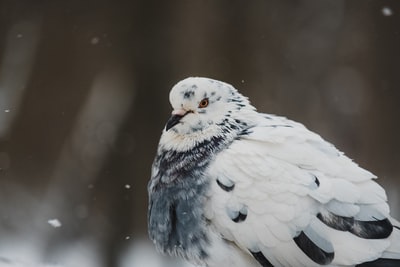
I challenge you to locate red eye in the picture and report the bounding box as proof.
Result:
[198,98,209,108]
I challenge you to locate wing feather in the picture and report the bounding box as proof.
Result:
[205,115,393,266]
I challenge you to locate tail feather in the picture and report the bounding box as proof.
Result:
[380,218,400,259]
[357,218,400,266]
[357,258,400,267]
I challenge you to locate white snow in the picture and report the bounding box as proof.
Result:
[119,240,195,267]
[0,260,61,267]
[382,6,393,16]
[47,219,62,228]
[90,37,100,45]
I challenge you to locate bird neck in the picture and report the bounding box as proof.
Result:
[148,135,234,264]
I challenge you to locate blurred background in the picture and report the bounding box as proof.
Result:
[0,0,399,266]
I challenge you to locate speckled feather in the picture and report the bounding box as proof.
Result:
[148,77,400,267]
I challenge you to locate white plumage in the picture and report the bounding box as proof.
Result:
[148,77,400,267]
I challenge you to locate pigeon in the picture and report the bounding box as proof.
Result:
[148,77,400,267]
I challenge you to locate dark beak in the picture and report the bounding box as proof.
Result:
[165,114,184,131]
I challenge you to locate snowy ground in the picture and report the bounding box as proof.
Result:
[0,239,195,267]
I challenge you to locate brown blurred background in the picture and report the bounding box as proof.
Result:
[0,0,399,266]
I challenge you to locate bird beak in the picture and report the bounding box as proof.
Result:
[165,109,188,131]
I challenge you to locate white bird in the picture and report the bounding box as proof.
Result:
[148,77,400,267]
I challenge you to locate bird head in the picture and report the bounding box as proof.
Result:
[160,77,256,150]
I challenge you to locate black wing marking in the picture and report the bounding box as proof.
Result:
[250,251,274,267]
[317,212,393,239]
[216,178,235,192]
[293,231,334,265]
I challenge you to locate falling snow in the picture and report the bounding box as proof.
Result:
[48,219,62,228]
[90,37,100,45]
[382,6,393,16]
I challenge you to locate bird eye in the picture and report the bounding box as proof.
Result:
[198,98,209,108]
